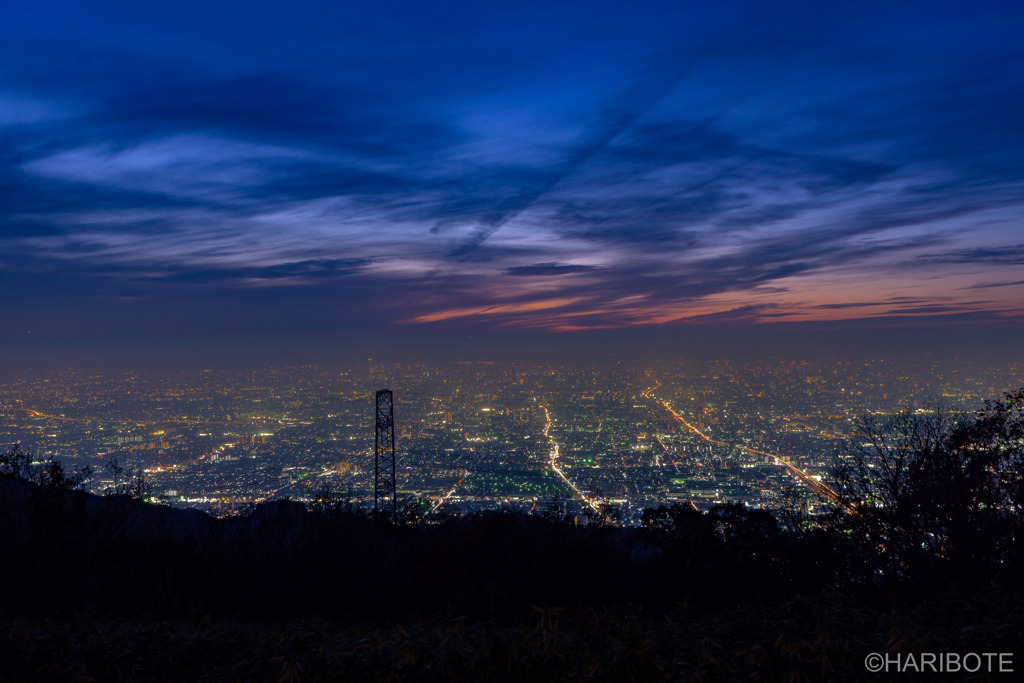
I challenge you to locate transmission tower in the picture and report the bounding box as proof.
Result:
[374,389,397,521]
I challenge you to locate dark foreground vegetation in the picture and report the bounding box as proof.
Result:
[1,389,1022,680]
[2,589,1021,681]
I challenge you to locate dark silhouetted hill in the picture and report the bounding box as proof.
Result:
[1,387,1022,679]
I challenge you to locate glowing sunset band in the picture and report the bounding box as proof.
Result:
[410,297,585,324]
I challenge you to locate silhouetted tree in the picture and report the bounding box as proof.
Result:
[104,455,150,500]
[1,444,92,490]
[830,389,1024,585]
[541,493,565,520]
[397,494,431,525]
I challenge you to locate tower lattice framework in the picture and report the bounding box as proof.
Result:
[374,389,397,520]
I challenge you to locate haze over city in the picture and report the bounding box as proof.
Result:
[1,0,1022,369]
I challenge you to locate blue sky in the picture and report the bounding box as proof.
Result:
[1,1,1022,364]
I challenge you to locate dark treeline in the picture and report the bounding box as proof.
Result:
[0,481,827,621]
[1,389,1022,625]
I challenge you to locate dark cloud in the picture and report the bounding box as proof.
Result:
[813,301,915,310]
[541,133,895,246]
[156,258,375,285]
[963,279,1024,290]
[504,263,600,277]
[916,245,1024,266]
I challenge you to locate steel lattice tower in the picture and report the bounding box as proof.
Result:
[374,389,397,520]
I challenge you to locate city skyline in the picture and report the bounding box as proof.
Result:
[3,355,1021,520]
[2,1,1023,368]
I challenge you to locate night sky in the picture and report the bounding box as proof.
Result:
[2,1,1022,367]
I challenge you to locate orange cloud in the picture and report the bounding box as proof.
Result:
[409,297,585,323]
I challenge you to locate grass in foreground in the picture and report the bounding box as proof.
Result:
[2,588,1021,682]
